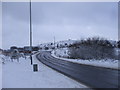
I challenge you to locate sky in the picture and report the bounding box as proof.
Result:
[2,2,118,49]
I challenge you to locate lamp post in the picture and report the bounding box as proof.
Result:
[54,36,55,49]
[29,0,38,72]
[30,0,33,65]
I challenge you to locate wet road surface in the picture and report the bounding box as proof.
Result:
[36,51,119,88]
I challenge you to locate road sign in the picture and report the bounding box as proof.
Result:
[33,64,38,72]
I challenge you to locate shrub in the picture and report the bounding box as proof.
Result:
[68,37,116,60]
[45,47,49,50]
[117,41,120,48]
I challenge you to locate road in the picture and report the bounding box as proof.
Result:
[36,51,119,88]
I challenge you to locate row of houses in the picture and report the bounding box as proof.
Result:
[10,46,39,53]
[0,46,39,56]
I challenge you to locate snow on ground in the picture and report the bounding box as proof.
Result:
[52,48,119,70]
[54,48,69,58]
[2,53,87,88]
[38,39,76,50]
[0,55,2,89]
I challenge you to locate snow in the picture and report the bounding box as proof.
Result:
[39,39,117,49]
[38,39,76,49]
[2,53,87,88]
[0,55,2,89]
[52,49,119,70]
[54,48,69,58]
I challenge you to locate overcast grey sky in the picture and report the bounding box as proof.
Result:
[2,2,118,49]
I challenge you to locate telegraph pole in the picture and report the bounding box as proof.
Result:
[30,0,33,65]
[54,36,55,49]
[29,0,38,72]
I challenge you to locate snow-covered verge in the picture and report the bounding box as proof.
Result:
[52,48,119,70]
[2,53,87,88]
[0,55,2,89]
[54,48,69,58]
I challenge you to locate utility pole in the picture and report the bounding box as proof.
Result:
[54,36,55,49]
[30,0,33,65]
[29,0,38,72]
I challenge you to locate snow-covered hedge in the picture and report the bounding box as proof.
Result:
[68,37,117,60]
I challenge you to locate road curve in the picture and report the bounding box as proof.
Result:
[36,51,119,88]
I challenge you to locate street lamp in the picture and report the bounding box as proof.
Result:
[30,0,33,65]
[29,0,38,72]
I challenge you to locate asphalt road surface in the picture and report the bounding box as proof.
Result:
[36,51,119,88]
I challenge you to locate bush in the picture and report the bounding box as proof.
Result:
[45,47,49,50]
[68,37,116,60]
[117,41,120,48]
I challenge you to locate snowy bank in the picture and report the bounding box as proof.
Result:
[0,54,2,89]
[53,48,69,58]
[52,49,119,70]
[2,53,87,88]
